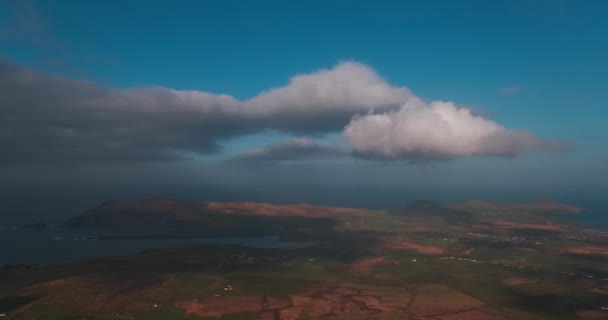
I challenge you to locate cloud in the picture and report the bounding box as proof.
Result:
[344,99,560,161]
[228,138,347,164]
[0,63,240,164]
[0,58,556,164]
[246,61,411,133]
[0,59,407,164]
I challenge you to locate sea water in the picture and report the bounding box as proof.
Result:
[0,227,311,266]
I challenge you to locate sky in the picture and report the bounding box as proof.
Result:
[0,0,607,223]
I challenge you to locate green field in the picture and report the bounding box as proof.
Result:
[2,199,607,320]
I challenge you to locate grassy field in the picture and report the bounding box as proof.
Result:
[2,199,608,319]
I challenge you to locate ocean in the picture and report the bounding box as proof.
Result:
[0,227,310,266]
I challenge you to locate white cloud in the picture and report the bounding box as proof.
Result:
[248,61,410,116]
[0,58,557,164]
[344,99,558,161]
[1,60,406,163]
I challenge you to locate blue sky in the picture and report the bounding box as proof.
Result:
[0,0,606,211]
[2,1,606,133]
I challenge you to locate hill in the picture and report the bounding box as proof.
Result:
[390,200,473,224]
[454,198,585,215]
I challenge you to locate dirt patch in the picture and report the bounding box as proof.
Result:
[590,287,608,295]
[414,284,455,292]
[207,202,382,218]
[409,291,486,316]
[278,306,302,320]
[175,296,263,318]
[26,279,68,292]
[380,292,412,308]
[353,285,412,309]
[323,293,369,314]
[285,285,410,318]
[264,297,290,310]
[350,257,385,272]
[258,310,276,320]
[353,295,381,308]
[332,287,360,295]
[567,246,608,256]
[577,309,608,319]
[382,240,445,254]
[290,296,312,307]
[488,220,564,232]
[434,309,507,320]
[175,299,207,317]
[501,277,539,286]
[168,285,489,320]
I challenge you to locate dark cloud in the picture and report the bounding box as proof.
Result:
[227,138,347,164]
[0,59,408,164]
[0,58,558,165]
[0,60,249,164]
